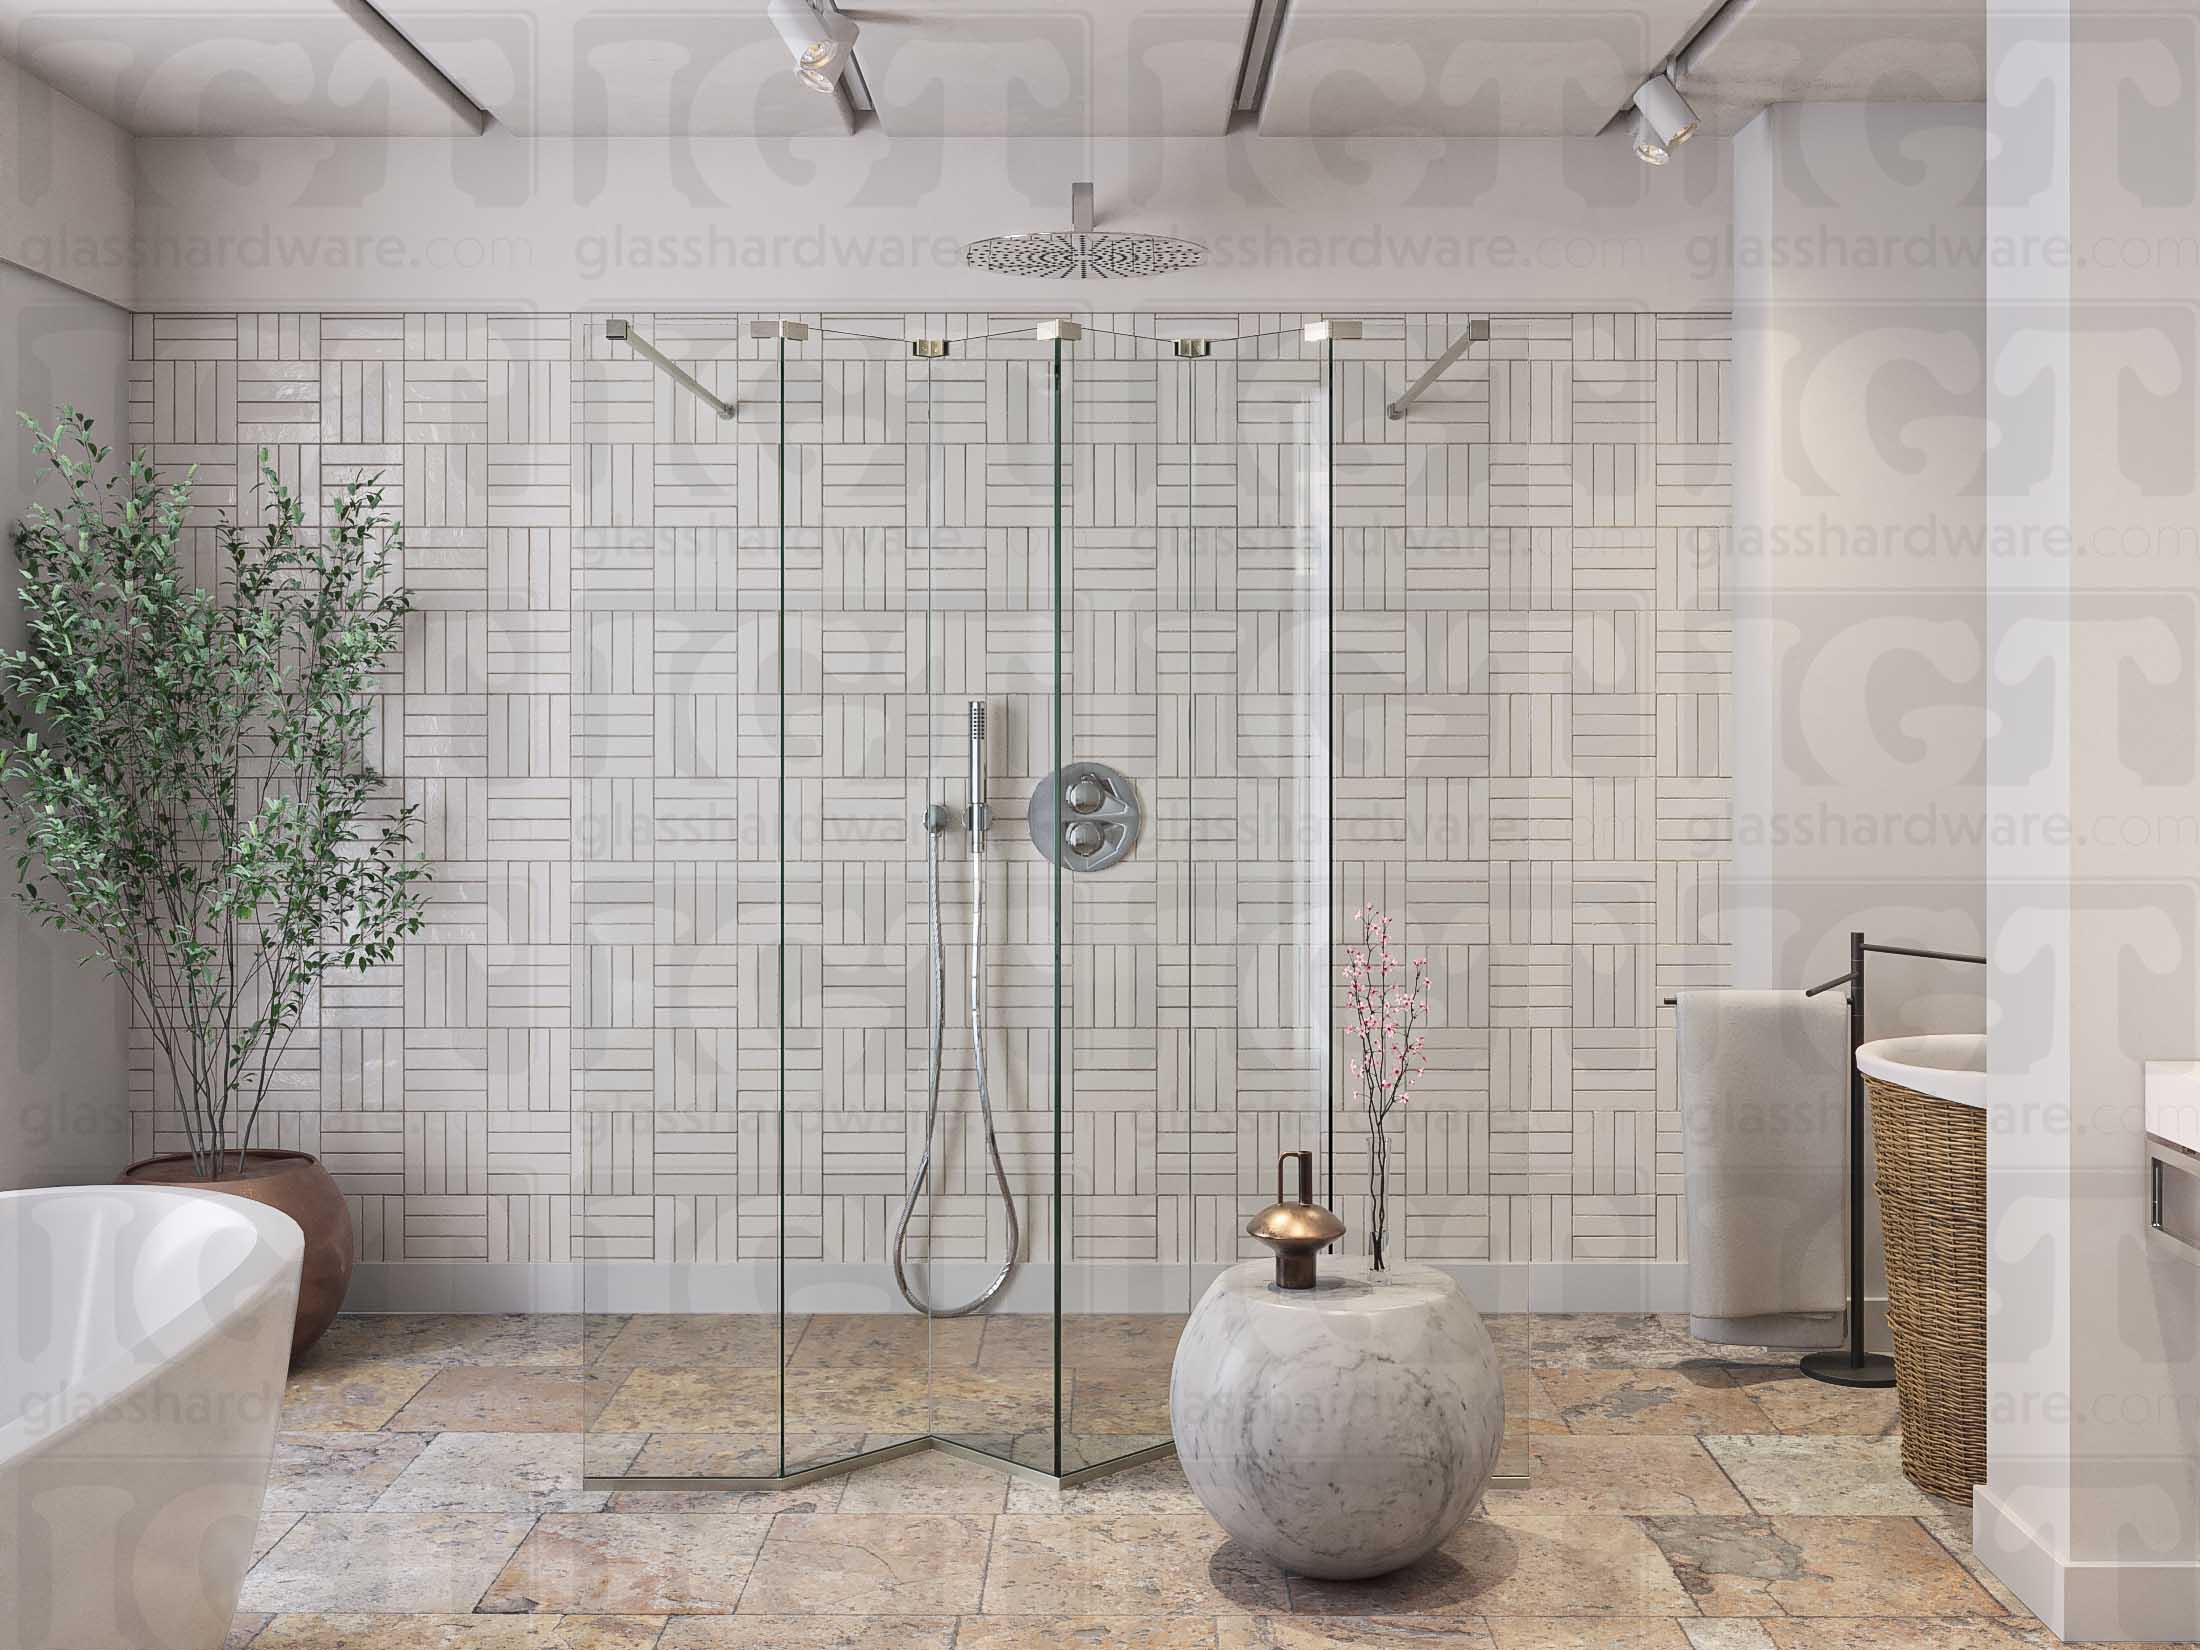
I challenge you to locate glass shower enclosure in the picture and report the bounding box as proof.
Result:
[579,313,1495,1490]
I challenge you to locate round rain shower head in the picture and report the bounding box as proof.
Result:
[965,181,1206,281]
[964,229,1207,281]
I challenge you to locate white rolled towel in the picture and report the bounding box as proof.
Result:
[1677,989,1850,1348]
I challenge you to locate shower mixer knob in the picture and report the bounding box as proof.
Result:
[1028,761,1142,873]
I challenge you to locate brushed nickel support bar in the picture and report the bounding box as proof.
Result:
[605,319,737,420]
[333,0,492,135]
[1386,318,1490,419]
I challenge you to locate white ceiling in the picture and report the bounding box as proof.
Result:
[0,0,1991,140]
[1260,0,1717,138]
[1683,0,1986,137]
[0,0,479,136]
[373,0,851,136]
[854,0,1244,137]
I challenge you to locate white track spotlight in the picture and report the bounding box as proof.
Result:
[1631,110,1670,166]
[768,0,859,93]
[1631,69,1698,150]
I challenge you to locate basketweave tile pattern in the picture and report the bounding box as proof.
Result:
[123,309,1731,1276]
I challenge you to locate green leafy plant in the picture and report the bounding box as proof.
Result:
[1,409,428,1178]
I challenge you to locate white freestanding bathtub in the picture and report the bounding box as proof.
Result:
[0,1187,303,1650]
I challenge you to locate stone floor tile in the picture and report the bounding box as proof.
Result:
[387,1367,617,1433]
[1759,1621,2033,1649]
[835,1446,1011,1513]
[1217,1619,1496,1648]
[1535,1369,1777,1436]
[978,1313,1188,1371]
[279,1364,436,1431]
[1486,1621,1697,1648]
[374,1431,640,1513]
[1286,1512,1692,1619]
[265,1432,431,1513]
[1486,1436,1751,1516]
[606,1484,846,1515]
[478,1512,774,1614]
[252,1512,305,1566]
[1720,1369,1902,1439]
[1068,1370,1174,1436]
[619,1428,877,1477]
[225,1613,270,1649]
[1699,1436,1940,1517]
[1516,1316,1719,1371]
[247,1615,665,1648]
[738,1513,993,1615]
[238,1513,536,1613]
[659,1620,957,1650]
[1917,1501,2033,1615]
[1640,1515,2002,1618]
[1004,1452,1207,1517]
[590,1369,778,1433]
[303,1315,617,1369]
[955,1617,1222,1648]
[592,1313,801,1368]
[787,1313,985,1370]
[1681,1623,1779,1650]
[982,1513,1289,1616]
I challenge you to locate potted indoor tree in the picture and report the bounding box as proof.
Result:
[1,410,426,1354]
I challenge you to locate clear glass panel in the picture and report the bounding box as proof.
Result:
[916,325,1060,1473]
[769,321,929,1477]
[578,315,780,1484]
[1049,323,1334,1481]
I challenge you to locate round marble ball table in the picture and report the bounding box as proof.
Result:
[1170,1258,1506,1580]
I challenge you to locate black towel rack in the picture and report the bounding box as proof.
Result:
[1668,931,1987,1389]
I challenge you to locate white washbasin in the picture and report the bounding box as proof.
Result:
[1856,1033,1985,1109]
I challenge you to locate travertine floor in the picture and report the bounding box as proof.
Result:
[230,1312,2123,1649]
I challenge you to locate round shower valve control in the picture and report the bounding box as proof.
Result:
[1029,763,1142,873]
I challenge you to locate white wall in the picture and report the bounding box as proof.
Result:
[1,52,138,1187]
[0,260,133,1188]
[1729,102,1989,1024]
[1,51,136,311]
[1975,2,2200,1640]
[126,131,1730,314]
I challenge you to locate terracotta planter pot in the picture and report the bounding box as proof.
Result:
[119,1149,354,1358]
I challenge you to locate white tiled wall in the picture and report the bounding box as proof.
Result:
[126,309,1731,1288]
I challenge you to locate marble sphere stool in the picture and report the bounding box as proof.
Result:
[1170,1258,1505,1580]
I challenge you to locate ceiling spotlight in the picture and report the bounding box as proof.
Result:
[1631,70,1698,150]
[1631,111,1670,166]
[769,0,859,93]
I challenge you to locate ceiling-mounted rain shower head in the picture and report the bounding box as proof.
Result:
[964,182,1206,281]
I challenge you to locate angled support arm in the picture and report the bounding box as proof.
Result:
[605,319,737,420]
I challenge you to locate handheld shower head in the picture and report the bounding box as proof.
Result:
[967,700,989,851]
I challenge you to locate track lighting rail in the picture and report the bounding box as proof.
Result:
[1386,319,1490,420]
[604,320,737,420]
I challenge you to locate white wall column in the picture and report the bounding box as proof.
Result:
[1976,2,2200,1638]
[1729,102,1989,1020]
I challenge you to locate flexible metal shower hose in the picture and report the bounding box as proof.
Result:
[890,815,1020,1316]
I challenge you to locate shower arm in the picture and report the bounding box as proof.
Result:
[604,319,737,420]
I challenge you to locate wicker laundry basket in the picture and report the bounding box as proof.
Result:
[1866,1073,1988,1502]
